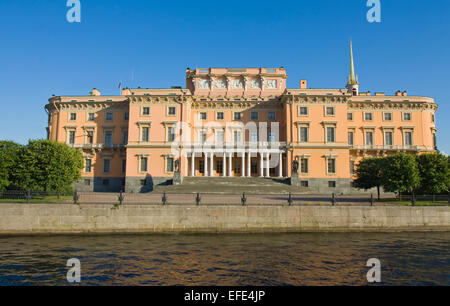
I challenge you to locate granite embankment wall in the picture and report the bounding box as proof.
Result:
[0,204,449,234]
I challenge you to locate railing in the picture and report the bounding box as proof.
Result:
[71,144,126,150]
[350,145,425,151]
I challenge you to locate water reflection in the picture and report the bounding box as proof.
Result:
[0,232,448,286]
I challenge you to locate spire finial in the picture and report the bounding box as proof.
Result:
[347,40,358,86]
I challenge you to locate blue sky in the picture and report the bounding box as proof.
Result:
[0,0,449,152]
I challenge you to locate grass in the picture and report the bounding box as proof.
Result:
[0,195,73,204]
[380,200,448,206]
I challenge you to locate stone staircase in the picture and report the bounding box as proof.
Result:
[154,177,310,194]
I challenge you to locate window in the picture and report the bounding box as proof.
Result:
[199,131,207,143]
[326,127,335,143]
[167,126,175,142]
[84,179,91,186]
[300,158,309,174]
[121,159,126,174]
[122,130,128,145]
[141,127,149,142]
[216,130,224,143]
[233,131,241,144]
[328,181,336,188]
[299,127,309,142]
[327,159,336,174]
[88,113,95,121]
[68,131,75,145]
[216,112,224,120]
[268,130,276,142]
[106,112,113,121]
[299,107,308,116]
[325,107,335,116]
[142,107,150,116]
[300,181,309,187]
[250,112,259,120]
[364,112,373,121]
[166,157,174,173]
[251,161,258,174]
[70,113,77,121]
[348,131,354,146]
[384,112,392,121]
[140,157,148,172]
[268,112,276,120]
[124,112,129,120]
[216,160,223,174]
[404,131,413,146]
[431,114,435,123]
[104,131,113,145]
[234,112,242,120]
[365,131,373,146]
[200,112,207,120]
[385,131,393,146]
[350,161,355,175]
[87,131,94,144]
[85,159,92,173]
[168,107,176,116]
[347,113,353,121]
[103,159,111,173]
[250,130,258,142]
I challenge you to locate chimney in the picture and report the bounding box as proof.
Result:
[402,91,408,96]
[300,80,307,89]
[91,88,101,96]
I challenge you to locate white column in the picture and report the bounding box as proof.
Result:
[191,153,195,176]
[265,153,270,177]
[241,153,245,177]
[247,152,251,177]
[210,153,214,177]
[204,152,209,177]
[223,152,227,177]
[259,152,264,177]
[228,153,232,177]
[278,152,283,178]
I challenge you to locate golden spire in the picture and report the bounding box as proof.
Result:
[347,41,358,85]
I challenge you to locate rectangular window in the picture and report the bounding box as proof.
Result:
[325,107,335,116]
[84,179,91,186]
[199,131,207,143]
[250,130,258,142]
[328,181,336,188]
[384,112,392,121]
[327,159,336,174]
[140,157,148,172]
[216,160,223,174]
[234,112,242,120]
[69,131,76,145]
[88,113,95,121]
[142,107,150,116]
[104,131,113,145]
[70,113,77,121]
[300,158,309,174]
[431,114,435,123]
[200,112,207,120]
[268,130,276,142]
[403,113,412,121]
[364,113,373,121]
[106,112,113,121]
[122,130,128,145]
[348,131,354,146]
[85,159,92,173]
[251,161,258,174]
[167,127,175,142]
[299,107,308,116]
[216,112,224,120]
[350,161,355,175]
[301,181,309,187]
[121,159,126,174]
[103,159,111,173]
[347,113,353,121]
[250,112,259,120]
[166,157,174,172]
[365,131,373,146]
[168,107,176,116]
[404,131,413,146]
[326,127,335,143]
[268,112,276,120]
[385,131,393,146]
[216,130,224,143]
[233,131,241,143]
[141,127,149,142]
[299,127,309,142]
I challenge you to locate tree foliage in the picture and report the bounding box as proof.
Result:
[353,158,385,199]
[382,153,420,194]
[416,153,450,194]
[0,141,21,191]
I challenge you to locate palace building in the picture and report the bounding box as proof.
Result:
[45,43,438,193]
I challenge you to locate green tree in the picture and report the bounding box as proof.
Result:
[0,141,21,191]
[416,153,450,194]
[11,140,84,193]
[382,153,420,194]
[353,158,385,200]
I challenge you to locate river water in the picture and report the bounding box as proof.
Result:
[0,232,448,286]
